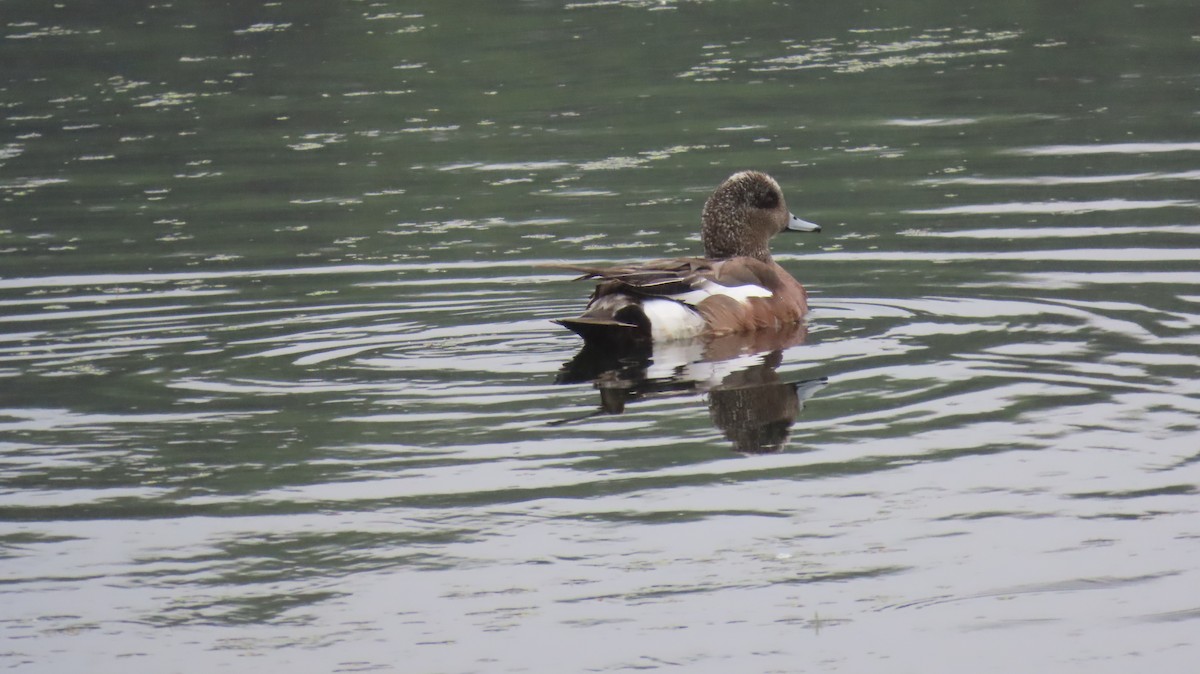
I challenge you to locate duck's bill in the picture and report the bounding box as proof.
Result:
[787,213,821,233]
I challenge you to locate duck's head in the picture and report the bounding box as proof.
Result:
[700,171,820,261]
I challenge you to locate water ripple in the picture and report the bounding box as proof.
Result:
[907,199,1196,215]
[1007,142,1200,156]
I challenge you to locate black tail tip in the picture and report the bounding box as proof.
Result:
[553,317,648,349]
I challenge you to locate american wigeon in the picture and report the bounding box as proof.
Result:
[554,170,820,346]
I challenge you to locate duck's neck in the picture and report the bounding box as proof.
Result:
[704,241,773,263]
[745,247,773,263]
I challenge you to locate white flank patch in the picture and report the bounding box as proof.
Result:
[670,281,772,306]
[642,299,708,342]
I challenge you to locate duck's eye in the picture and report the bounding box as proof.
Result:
[752,188,780,210]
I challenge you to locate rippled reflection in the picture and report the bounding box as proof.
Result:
[556,325,826,454]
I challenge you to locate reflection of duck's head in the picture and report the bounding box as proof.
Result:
[709,378,827,455]
[554,171,820,348]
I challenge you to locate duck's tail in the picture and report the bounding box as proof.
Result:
[554,316,637,339]
[554,294,651,348]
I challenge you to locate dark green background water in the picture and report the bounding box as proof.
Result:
[3,1,1199,672]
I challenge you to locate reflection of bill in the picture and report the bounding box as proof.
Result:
[554,324,826,454]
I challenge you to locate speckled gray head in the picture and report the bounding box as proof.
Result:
[701,171,820,261]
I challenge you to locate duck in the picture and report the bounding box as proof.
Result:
[554,170,820,347]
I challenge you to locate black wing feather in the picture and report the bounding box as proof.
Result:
[550,259,713,299]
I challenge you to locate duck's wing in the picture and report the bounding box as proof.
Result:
[554,257,780,306]
[557,258,780,303]
[552,258,710,298]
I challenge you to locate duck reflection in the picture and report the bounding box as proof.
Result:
[555,324,826,454]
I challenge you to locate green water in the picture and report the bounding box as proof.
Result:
[2,1,1199,672]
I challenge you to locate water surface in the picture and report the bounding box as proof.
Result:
[2,1,1199,672]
